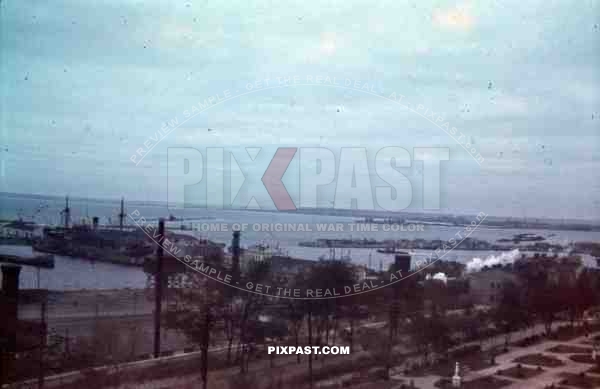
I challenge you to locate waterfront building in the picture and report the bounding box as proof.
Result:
[466,268,519,306]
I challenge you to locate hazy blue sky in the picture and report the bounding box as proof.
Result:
[1,0,599,219]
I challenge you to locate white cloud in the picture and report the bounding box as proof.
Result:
[432,3,474,31]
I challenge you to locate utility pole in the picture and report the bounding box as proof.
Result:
[65,329,69,356]
[153,218,165,358]
[308,307,313,389]
[386,282,400,380]
[201,291,209,389]
[231,230,241,282]
[38,291,47,389]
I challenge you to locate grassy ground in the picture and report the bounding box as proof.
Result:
[435,375,512,389]
[513,353,564,367]
[558,372,600,388]
[546,344,593,354]
[497,364,544,379]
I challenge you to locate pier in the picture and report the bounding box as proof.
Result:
[0,253,54,269]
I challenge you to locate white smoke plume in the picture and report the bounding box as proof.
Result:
[466,249,520,273]
[426,272,448,284]
[432,272,448,284]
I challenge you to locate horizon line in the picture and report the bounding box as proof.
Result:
[1,190,599,225]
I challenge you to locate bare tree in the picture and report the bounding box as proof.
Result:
[285,300,305,363]
[235,259,270,374]
[493,281,528,349]
[163,270,225,389]
[292,260,357,388]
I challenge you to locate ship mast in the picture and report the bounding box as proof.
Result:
[62,196,70,228]
[119,197,125,231]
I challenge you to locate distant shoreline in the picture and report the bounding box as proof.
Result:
[2,191,599,232]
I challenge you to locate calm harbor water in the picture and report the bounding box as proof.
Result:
[2,243,596,291]
[0,245,545,291]
[0,245,148,290]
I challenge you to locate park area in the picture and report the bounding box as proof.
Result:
[398,328,600,389]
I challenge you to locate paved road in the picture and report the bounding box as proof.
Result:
[43,314,189,356]
[19,289,153,320]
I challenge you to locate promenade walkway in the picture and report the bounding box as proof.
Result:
[393,330,600,389]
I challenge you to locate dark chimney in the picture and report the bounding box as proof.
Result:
[153,218,165,358]
[1,265,21,380]
[231,230,240,278]
[2,265,21,307]
[92,216,99,230]
[394,253,411,274]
